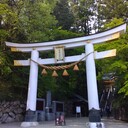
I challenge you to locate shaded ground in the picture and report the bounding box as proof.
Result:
[0,117,128,128]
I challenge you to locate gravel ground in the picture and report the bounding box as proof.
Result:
[0,117,128,128]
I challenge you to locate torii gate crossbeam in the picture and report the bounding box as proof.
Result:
[5,24,126,128]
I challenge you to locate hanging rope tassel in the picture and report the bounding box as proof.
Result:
[62,69,69,76]
[41,69,47,75]
[52,70,58,77]
[73,64,79,71]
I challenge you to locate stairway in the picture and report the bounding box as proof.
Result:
[100,87,115,116]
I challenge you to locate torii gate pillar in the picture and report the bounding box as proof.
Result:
[27,50,39,111]
[86,43,104,127]
[21,50,39,127]
[86,43,99,109]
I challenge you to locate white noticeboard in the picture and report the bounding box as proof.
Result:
[76,106,81,113]
[76,106,81,117]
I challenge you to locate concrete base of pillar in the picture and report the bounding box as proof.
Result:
[21,122,39,127]
[24,109,37,122]
[89,108,101,122]
[86,122,105,128]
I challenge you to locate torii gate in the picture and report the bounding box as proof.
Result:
[5,24,126,128]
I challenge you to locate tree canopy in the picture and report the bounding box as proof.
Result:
[53,0,74,30]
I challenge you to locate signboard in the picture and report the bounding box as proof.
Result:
[54,45,65,62]
[76,106,81,113]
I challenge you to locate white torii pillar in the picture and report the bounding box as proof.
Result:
[86,43,99,110]
[86,43,104,127]
[27,50,39,111]
[21,50,39,127]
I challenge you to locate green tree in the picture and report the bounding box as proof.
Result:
[17,0,57,43]
[69,0,97,34]
[53,0,74,30]
[104,18,124,30]
[0,1,18,42]
[0,0,58,100]
[97,0,128,29]
[0,0,58,43]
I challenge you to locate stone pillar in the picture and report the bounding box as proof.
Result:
[46,91,52,107]
[21,50,39,127]
[45,91,54,121]
[85,44,104,128]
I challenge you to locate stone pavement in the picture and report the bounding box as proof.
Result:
[0,117,128,128]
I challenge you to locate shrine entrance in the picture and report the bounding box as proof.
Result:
[5,24,126,128]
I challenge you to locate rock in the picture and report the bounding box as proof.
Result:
[1,113,8,123]
[0,101,26,123]
[9,112,15,119]
[15,114,23,121]
[5,116,14,123]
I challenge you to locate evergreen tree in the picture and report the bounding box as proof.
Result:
[53,0,74,30]
[0,0,58,100]
[97,0,128,30]
[69,0,97,35]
